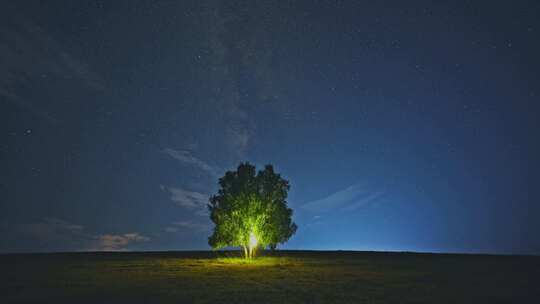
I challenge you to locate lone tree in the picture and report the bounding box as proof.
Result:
[208,162,297,258]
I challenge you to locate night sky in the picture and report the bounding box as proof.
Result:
[1,1,539,254]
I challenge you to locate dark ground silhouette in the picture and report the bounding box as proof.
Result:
[2,250,539,303]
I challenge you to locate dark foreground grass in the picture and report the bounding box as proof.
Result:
[1,250,539,303]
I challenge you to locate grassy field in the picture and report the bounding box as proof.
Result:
[2,250,539,303]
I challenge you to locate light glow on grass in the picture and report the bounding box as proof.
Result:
[214,256,298,266]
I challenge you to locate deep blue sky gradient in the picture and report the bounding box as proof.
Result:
[1,1,539,254]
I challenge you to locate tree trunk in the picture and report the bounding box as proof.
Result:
[248,246,256,259]
[242,246,248,259]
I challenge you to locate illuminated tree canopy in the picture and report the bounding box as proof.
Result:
[208,163,297,258]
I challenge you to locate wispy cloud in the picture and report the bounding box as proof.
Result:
[341,191,385,211]
[302,183,385,213]
[165,221,211,233]
[0,14,104,124]
[15,218,88,244]
[160,185,209,217]
[164,227,180,233]
[163,148,219,178]
[6,218,149,252]
[161,185,208,208]
[225,127,251,158]
[93,233,150,251]
[42,217,84,231]
[194,208,209,217]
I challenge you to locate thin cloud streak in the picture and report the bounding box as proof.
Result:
[4,218,149,252]
[94,233,150,251]
[160,185,209,217]
[302,183,385,213]
[165,221,211,233]
[0,15,104,124]
[160,185,208,208]
[162,148,219,178]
